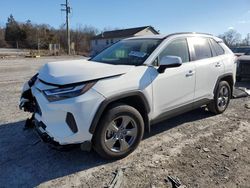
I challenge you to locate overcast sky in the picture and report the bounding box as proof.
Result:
[0,0,250,36]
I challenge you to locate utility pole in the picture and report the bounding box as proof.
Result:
[37,29,40,55]
[61,0,71,55]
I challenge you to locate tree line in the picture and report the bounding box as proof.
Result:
[0,14,98,55]
[0,14,250,55]
[218,29,250,47]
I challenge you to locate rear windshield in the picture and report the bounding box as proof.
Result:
[91,39,162,66]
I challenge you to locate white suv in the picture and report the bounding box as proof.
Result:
[20,33,237,159]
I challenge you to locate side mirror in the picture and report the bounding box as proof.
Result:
[157,55,182,73]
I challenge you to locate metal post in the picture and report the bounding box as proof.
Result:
[37,29,40,55]
[66,0,70,55]
[61,0,71,55]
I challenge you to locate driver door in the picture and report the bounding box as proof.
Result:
[152,37,196,118]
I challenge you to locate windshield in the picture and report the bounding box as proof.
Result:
[91,39,162,66]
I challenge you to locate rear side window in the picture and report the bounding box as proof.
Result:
[159,38,190,63]
[192,37,212,60]
[210,39,225,56]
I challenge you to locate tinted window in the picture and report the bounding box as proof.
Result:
[210,39,225,56]
[231,47,250,53]
[192,37,212,60]
[159,38,190,63]
[245,51,250,55]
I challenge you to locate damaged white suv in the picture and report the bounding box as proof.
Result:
[20,33,236,159]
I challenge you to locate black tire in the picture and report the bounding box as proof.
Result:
[207,81,231,114]
[236,76,242,82]
[93,103,144,159]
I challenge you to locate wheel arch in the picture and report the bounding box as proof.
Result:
[214,73,234,97]
[89,91,150,135]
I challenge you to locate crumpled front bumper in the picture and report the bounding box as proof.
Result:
[34,120,80,150]
[34,120,59,144]
[31,82,105,145]
[18,75,106,146]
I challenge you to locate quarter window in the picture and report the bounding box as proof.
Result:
[159,38,190,63]
[210,39,225,56]
[192,37,212,60]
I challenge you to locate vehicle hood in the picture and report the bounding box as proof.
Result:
[38,59,134,85]
[238,55,250,61]
[234,53,245,57]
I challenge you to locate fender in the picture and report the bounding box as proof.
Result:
[89,91,150,134]
[213,73,234,96]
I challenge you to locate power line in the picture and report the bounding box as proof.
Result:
[61,0,71,55]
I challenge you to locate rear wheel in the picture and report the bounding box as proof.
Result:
[93,104,144,159]
[207,81,231,114]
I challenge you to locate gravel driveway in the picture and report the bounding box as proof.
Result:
[0,57,249,188]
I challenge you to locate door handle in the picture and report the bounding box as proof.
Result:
[186,70,195,77]
[215,62,221,67]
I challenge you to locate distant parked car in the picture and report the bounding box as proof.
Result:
[231,47,250,57]
[237,53,250,82]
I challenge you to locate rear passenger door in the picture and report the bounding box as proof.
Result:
[188,37,224,101]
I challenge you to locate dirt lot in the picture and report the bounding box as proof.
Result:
[0,57,249,188]
[0,48,30,57]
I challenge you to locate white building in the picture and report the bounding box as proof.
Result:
[90,26,159,56]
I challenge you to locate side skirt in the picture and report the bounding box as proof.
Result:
[150,99,211,125]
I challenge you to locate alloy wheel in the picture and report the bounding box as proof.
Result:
[217,85,229,111]
[104,115,138,153]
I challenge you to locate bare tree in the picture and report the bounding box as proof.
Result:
[0,15,99,54]
[71,24,98,54]
[0,26,7,47]
[242,33,250,46]
[218,29,241,47]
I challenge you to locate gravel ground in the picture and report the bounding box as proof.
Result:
[0,48,30,57]
[0,57,249,188]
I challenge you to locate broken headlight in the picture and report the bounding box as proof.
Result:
[43,82,96,102]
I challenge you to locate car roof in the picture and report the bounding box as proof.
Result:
[125,32,223,42]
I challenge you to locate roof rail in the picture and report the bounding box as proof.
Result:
[163,32,213,39]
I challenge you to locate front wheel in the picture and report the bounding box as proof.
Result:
[207,81,231,114]
[93,104,144,159]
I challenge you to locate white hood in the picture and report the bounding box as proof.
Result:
[38,59,133,85]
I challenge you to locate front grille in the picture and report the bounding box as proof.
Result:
[239,60,250,74]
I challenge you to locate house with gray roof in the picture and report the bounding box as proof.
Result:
[90,26,159,56]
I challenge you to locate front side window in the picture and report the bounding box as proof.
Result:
[192,37,212,60]
[91,39,162,66]
[159,38,190,63]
